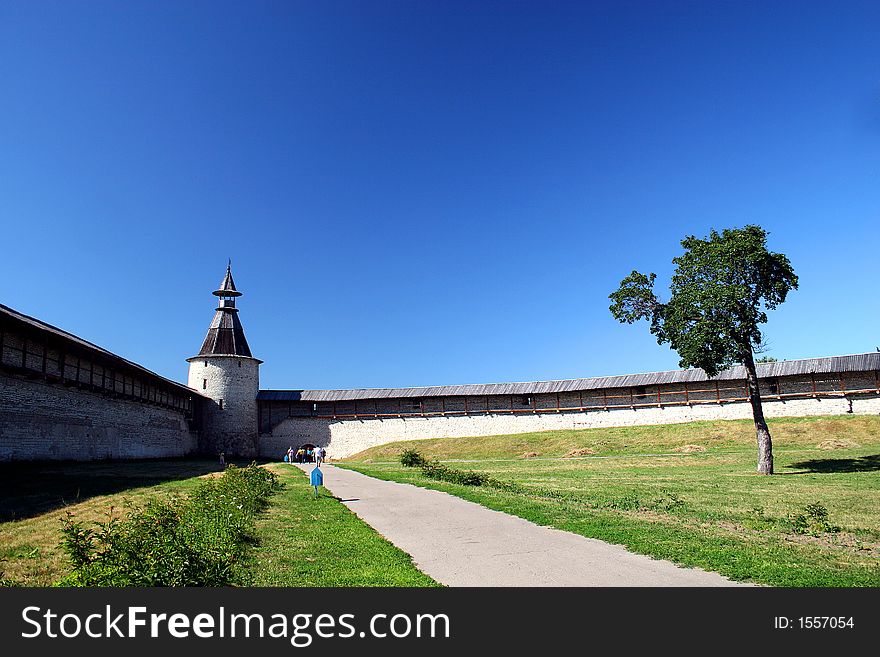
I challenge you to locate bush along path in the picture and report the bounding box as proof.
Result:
[57,464,280,586]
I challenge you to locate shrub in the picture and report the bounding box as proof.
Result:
[400,449,427,468]
[57,463,279,587]
[418,459,500,487]
[404,453,525,492]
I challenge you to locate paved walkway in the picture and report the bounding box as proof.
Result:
[296,463,749,587]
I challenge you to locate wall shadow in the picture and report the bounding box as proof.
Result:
[785,454,880,474]
[0,456,268,522]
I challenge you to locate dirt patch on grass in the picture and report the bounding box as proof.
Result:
[675,444,708,453]
[564,448,597,458]
[817,439,860,450]
[783,531,879,556]
[521,452,540,459]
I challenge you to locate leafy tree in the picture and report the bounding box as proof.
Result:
[609,225,798,474]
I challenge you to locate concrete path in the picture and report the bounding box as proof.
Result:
[296,463,749,587]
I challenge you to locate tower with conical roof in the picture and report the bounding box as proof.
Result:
[187,264,262,457]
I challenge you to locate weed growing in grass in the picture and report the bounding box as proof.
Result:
[57,464,280,587]
[787,502,840,536]
[0,565,20,587]
[651,491,686,512]
[601,494,642,511]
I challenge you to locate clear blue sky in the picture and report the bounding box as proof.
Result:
[1,1,878,390]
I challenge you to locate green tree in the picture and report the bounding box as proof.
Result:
[609,225,798,474]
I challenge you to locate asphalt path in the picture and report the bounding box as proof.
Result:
[295,463,750,587]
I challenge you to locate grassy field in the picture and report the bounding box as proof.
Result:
[0,458,436,587]
[340,415,880,587]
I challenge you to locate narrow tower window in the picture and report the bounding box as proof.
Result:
[204,361,207,367]
[203,379,207,390]
[219,399,223,409]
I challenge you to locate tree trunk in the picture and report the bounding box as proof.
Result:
[743,347,773,474]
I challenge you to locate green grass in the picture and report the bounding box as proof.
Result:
[341,415,880,587]
[246,465,440,586]
[0,459,437,587]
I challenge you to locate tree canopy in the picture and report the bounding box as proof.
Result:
[609,225,798,376]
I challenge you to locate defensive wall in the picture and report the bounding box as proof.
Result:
[0,304,204,461]
[3,297,879,463]
[258,354,880,459]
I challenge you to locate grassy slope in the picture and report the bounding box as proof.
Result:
[341,416,880,587]
[247,464,439,586]
[0,459,437,587]
[0,459,215,585]
[348,415,880,461]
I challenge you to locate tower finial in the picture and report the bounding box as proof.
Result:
[214,263,241,298]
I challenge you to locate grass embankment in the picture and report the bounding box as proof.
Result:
[341,415,880,587]
[0,459,436,587]
[0,459,220,585]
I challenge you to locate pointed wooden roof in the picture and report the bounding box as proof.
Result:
[196,265,254,358]
[213,264,242,297]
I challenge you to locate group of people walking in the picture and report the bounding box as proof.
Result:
[286,445,326,465]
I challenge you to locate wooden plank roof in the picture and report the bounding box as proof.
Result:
[0,303,206,398]
[257,352,880,402]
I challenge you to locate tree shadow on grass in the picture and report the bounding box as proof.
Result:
[785,454,880,474]
[0,457,272,522]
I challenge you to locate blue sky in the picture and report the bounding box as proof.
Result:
[1,0,878,390]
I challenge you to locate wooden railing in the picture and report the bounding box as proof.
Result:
[259,373,880,427]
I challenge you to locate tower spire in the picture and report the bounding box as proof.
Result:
[197,264,253,357]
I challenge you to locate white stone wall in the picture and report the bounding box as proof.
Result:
[261,394,880,459]
[0,373,198,461]
[188,355,260,456]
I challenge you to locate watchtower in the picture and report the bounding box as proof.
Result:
[187,264,261,457]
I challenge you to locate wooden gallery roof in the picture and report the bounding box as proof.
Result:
[257,352,880,403]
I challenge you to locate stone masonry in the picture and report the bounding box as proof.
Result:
[260,393,880,460]
[0,372,198,461]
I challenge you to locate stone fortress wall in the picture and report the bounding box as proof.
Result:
[258,364,880,459]
[3,294,879,463]
[0,304,202,461]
